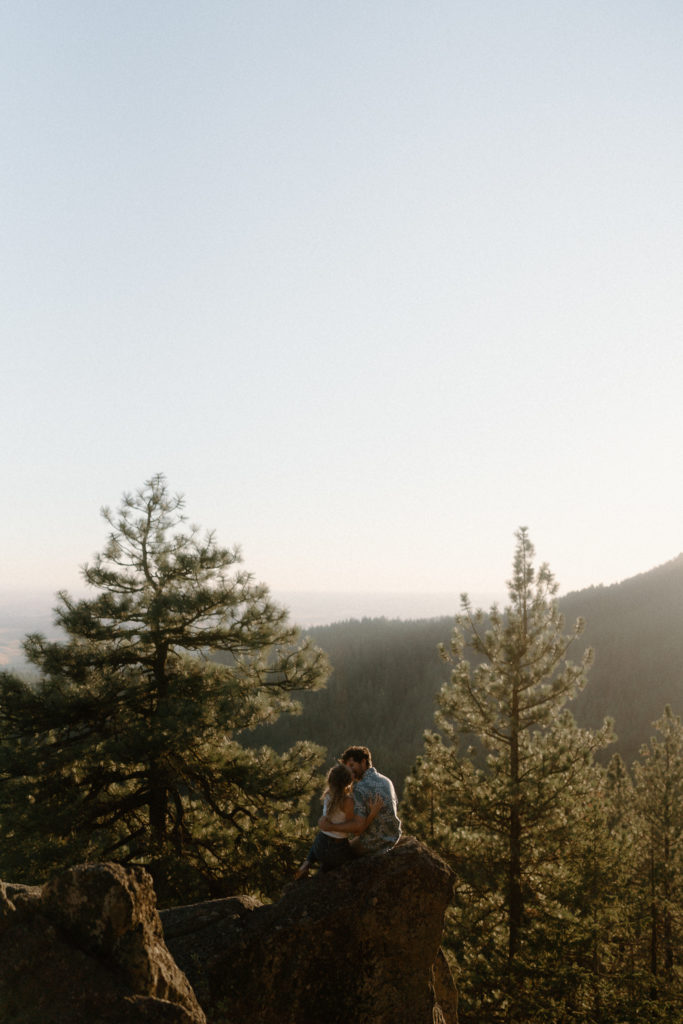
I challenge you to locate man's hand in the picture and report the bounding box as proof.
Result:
[368,794,384,814]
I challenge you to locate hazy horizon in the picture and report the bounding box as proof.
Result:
[0,586,501,669]
[2,540,679,668]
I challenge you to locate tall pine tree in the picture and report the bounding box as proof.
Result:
[402,528,612,1023]
[0,474,329,903]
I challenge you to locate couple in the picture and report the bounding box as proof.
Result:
[295,745,401,878]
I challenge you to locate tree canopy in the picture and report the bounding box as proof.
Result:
[0,474,329,903]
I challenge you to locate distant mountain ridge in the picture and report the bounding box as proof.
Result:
[559,552,683,760]
[2,557,682,784]
[250,553,683,790]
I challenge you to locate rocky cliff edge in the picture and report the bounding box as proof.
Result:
[161,836,458,1024]
[0,836,457,1024]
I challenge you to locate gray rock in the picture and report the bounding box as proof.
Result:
[0,837,457,1023]
[161,836,458,1024]
[0,863,206,1024]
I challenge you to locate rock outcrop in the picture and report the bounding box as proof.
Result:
[0,837,457,1024]
[0,862,206,1024]
[161,836,458,1024]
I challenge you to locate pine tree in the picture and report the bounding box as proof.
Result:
[544,754,642,1023]
[630,706,683,1015]
[0,474,329,904]
[401,528,613,1023]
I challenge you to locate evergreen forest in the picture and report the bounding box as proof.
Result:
[0,478,682,1023]
[256,553,683,795]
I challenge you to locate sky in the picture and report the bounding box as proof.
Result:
[2,1,683,620]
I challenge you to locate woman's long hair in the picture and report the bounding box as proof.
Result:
[322,763,353,817]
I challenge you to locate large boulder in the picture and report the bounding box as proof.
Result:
[0,862,205,1024]
[0,838,457,1023]
[161,836,458,1024]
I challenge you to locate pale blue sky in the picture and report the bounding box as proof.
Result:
[2,1,683,610]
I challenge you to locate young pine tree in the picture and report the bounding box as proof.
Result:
[0,475,329,904]
[401,527,613,1024]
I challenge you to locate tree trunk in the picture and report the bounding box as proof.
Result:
[149,765,167,854]
[507,682,523,1024]
[650,849,658,999]
[508,771,522,963]
[150,643,168,855]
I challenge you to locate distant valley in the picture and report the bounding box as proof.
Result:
[0,592,60,668]
[0,588,499,667]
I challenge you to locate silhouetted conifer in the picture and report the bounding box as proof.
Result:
[0,474,329,904]
[402,528,613,1023]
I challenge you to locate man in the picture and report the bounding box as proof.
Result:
[318,745,401,855]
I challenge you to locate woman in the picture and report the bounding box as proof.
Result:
[295,763,383,878]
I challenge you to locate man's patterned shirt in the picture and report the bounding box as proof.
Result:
[353,766,401,853]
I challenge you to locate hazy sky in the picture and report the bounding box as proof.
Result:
[3,1,683,609]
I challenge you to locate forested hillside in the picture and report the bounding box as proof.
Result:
[254,554,683,793]
[250,616,450,793]
[4,511,682,1023]
[401,533,683,1024]
[561,553,683,760]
